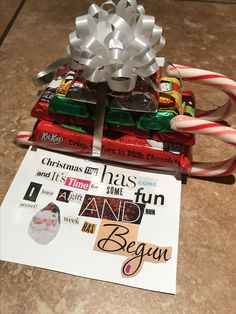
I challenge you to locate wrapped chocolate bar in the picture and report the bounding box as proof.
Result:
[136,76,182,131]
[182,91,196,117]
[48,73,160,121]
[48,74,184,133]
[31,76,196,146]
[28,120,192,174]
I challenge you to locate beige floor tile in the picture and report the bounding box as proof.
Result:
[0,0,24,38]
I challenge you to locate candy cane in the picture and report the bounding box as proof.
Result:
[190,157,236,177]
[171,115,236,176]
[171,116,236,147]
[15,131,33,146]
[166,64,236,121]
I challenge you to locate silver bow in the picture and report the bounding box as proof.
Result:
[68,0,165,92]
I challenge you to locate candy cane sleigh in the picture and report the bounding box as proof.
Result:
[16,65,236,177]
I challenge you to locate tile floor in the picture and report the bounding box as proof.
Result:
[0,0,235,313]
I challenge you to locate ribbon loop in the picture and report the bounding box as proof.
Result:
[68,0,165,92]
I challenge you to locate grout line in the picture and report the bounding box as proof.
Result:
[0,0,235,48]
[0,0,27,47]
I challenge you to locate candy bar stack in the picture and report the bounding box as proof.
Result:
[29,65,196,174]
[16,0,236,176]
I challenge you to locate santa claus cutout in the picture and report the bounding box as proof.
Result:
[28,202,61,245]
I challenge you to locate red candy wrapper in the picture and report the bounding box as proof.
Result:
[29,120,192,174]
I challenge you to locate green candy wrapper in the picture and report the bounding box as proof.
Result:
[48,71,192,133]
[137,111,176,132]
[49,95,91,118]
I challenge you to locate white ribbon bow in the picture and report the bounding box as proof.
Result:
[68,0,165,92]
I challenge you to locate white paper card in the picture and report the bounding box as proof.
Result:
[0,147,182,294]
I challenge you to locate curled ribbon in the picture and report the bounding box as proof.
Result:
[68,0,165,92]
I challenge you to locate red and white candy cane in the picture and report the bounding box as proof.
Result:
[167,64,236,177]
[166,64,236,121]
[171,116,236,176]
[171,116,236,147]
[16,64,236,177]
[190,157,236,177]
[15,131,33,146]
